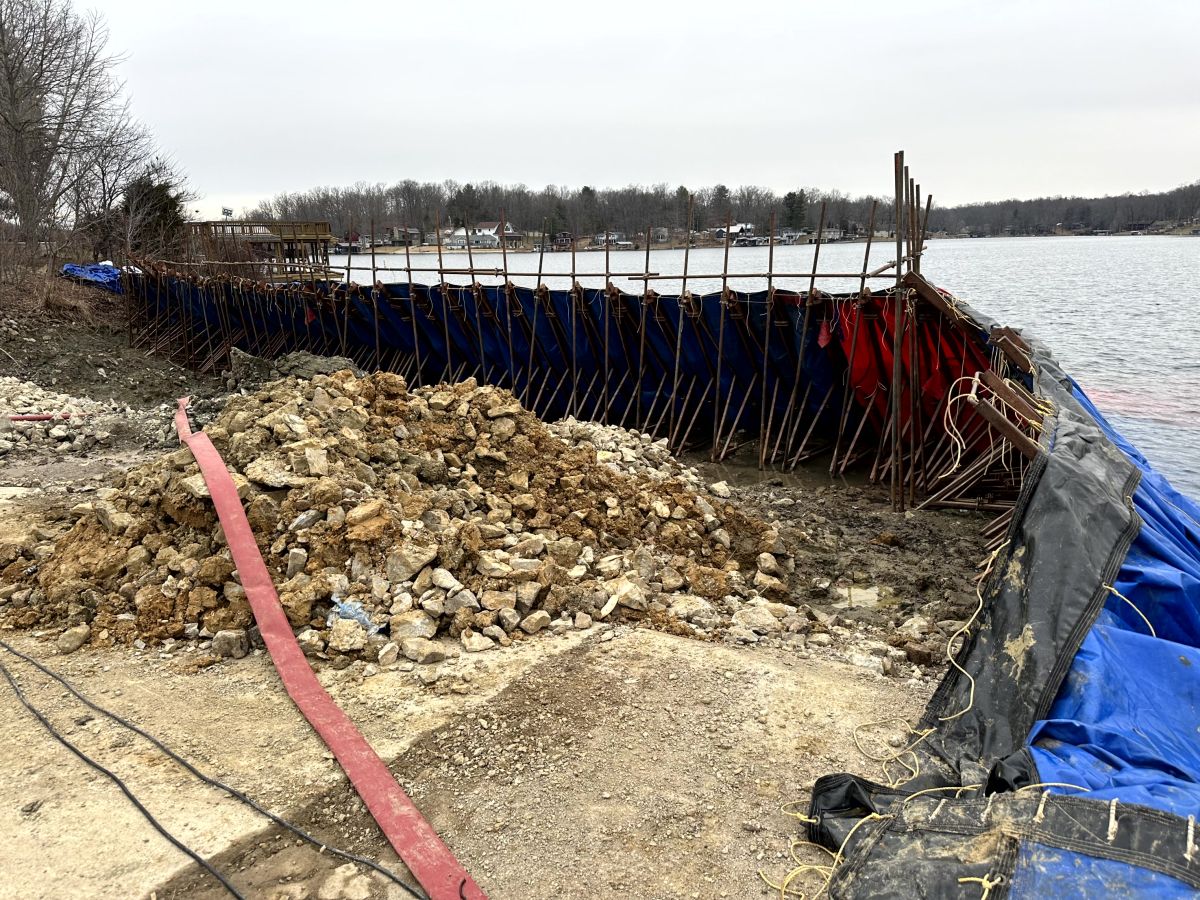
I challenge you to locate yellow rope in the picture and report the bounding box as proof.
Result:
[780,801,820,825]
[940,541,1009,723]
[758,537,1021,895]
[899,783,982,808]
[958,873,1004,899]
[1103,583,1157,637]
[1014,781,1090,794]
[758,814,890,900]
[852,718,936,788]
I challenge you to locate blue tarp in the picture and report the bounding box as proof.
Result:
[1015,383,1200,894]
[61,263,122,293]
[149,277,850,445]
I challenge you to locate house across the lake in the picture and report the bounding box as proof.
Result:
[387,225,423,246]
[444,222,525,249]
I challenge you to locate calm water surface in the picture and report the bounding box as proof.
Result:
[334,236,1200,497]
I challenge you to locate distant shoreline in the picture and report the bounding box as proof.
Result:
[341,230,1196,259]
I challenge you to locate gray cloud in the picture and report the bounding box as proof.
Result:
[98,0,1200,217]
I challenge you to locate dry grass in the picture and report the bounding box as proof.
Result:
[0,270,119,325]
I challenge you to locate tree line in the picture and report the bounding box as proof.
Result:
[247,176,1200,242]
[248,181,875,241]
[926,183,1200,235]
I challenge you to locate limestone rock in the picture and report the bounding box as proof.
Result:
[605,575,648,611]
[497,607,522,631]
[460,627,496,652]
[431,567,463,593]
[377,641,400,666]
[286,547,308,578]
[732,605,782,634]
[346,499,386,526]
[92,501,133,535]
[56,624,90,654]
[389,610,437,641]
[387,544,438,583]
[756,552,782,577]
[298,629,325,655]
[245,456,309,488]
[327,617,368,652]
[445,590,481,615]
[668,595,715,623]
[480,590,516,611]
[753,569,788,598]
[519,610,551,634]
[401,637,450,664]
[212,629,249,659]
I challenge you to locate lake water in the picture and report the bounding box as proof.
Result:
[332,236,1200,497]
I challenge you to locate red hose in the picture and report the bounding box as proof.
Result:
[174,397,486,900]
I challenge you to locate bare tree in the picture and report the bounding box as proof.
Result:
[66,114,153,259]
[0,0,133,260]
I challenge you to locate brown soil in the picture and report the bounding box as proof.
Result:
[0,282,221,408]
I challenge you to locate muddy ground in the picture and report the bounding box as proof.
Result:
[0,288,988,899]
[0,287,222,408]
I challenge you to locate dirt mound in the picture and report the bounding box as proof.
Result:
[1,372,802,662]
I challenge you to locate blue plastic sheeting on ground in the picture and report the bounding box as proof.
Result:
[1023,382,1200,829]
[1028,611,1200,816]
[1007,841,1195,897]
[61,263,122,293]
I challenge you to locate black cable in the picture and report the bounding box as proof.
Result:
[0,639,428,900]
[0,654,245,898]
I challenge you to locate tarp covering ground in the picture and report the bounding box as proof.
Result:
[61,262,123,293]
[808,313,1200,897]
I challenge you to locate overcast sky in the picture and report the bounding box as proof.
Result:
[96,0,1200,218]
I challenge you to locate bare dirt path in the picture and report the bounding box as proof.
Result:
[1,628,931,900]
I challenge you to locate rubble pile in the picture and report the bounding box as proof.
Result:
[0,376,115,456]
[1,371,814,664]
[223,348,362,392]
[546,418,703,485]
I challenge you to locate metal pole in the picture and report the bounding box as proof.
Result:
[830,199,878,474]
[636,226,651,429]
[891,151,905,510]
[669,195,694,450]
[757,211,777,469]
[712,213,732,459]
